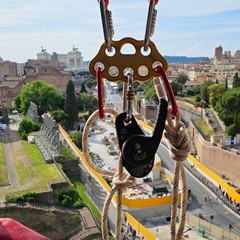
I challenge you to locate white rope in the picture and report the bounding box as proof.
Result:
[82,108,135,240]
[82,80,191,239]
[154,78,191,240]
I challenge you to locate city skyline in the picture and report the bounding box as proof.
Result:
[0,0,240,63]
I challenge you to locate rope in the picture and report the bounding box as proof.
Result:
[82,108,135,240]
[154,77,191,240]
[83,77,190,240]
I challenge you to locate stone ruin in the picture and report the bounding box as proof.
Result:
[35,113,63,163]
[26,101,38,124]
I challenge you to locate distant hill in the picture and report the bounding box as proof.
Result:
[84,56,208,67]
[164,56,208,64]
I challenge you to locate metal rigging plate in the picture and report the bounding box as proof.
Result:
[89,37,168,83]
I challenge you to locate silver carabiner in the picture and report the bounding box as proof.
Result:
[99,0,114,52]
[126,72,134,121]
[144,0,157,51]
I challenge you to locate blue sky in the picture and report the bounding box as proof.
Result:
[0,0,240,63]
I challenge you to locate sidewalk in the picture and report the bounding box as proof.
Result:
[1,123,19,188]
[184,159,240,217]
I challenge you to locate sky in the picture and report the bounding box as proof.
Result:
[0,0,240,63]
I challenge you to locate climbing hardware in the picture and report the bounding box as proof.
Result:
[83,1,191,239]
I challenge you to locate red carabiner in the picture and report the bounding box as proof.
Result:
[96,67,104,119]
[154,66,179,116]
[149,0,159,5]
[97,0,109,8]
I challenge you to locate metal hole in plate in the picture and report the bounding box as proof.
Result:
[120,43,136,55]
[152,61,163,69]
[105,47,116,57]
[138,66,148,77]
[108,66,119,77]
[94,62,105,71]
[123,67,134,77]
[140,46,151,56]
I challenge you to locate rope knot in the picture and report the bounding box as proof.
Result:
[112,173,135,189]
[164,110,191,162]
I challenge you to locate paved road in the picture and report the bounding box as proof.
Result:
[1,119,19,188]
[105,90,240,236]
[159,143,240,236]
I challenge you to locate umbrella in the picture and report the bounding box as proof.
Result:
[0,218,50,240]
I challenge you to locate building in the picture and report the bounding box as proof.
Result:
[53,46,83,71]
[234,50,240,58]
[0,99,8,123]
[24,64,71,93]
[214,45,223,61]
[0,80,23,108]
[0,61,17,77]
[212,64,237,83]
[37,47,52,61]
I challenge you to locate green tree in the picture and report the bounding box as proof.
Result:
[143,81,158,102]
[52,109,69,129]
[199,81,213,104]
[233,72,240,88]
[18,117,35,139]
[176,72,189,96]
[64,80,79,129]
[208,84,225,110]
[195,95,201,102]
[225,77,228,90]
[18,80,64,115]
[170,80,179,95]
[219,88,240,136]
[80,82,87,93]
[186,86,201,96]
[84,77,96,89]
[13,95,21,112]
[77,92,98,115]
[70,131,83,149]
[117,82,123,92]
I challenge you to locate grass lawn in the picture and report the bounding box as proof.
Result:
[70,177,101,223]
[195,119,215,139]
[62,144,76,159]
[176,96,197,105]
[0,207,81,240]
[14,141,64,193]
[0,138,65,197]
[0,140,8,185]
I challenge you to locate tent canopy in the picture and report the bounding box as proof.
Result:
[0,218,49,240]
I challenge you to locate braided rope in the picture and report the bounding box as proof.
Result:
[82,108,118,177]
[154,78,191,240]
[83,77,190,239]
[82,108,135,240]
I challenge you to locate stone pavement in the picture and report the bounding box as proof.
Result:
[1,122,19,188]
[70,207,101,240]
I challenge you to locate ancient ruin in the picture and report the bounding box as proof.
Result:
[35,113,62,163]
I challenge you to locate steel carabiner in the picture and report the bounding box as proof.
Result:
[99,0,114,52]
[144,0,157,51]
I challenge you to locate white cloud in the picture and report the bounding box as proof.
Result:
[185,42,204,56]
[0,0,240,62]
[159,0,240,17]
